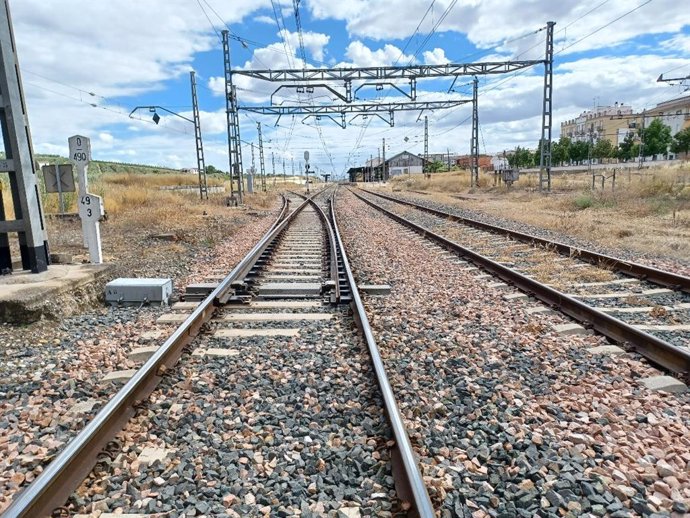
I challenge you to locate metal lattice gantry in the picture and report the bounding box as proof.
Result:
[222,30,243,204]
[223,21,555,188]
[0,0,50,273]
[240,100,473,128]
[470,77,479,188]
[539,21,556,191]
[190,71,208,200]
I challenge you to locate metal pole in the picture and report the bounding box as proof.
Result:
[424,116,428,174]
[382,137,387,181]
[271,152,276,187]
[222,30,243,204]
[470,76,479,187]
[447,148,451,171]
[539,21,555,191]
[0,0,49,272]
[282,159,286,183]
[190,71,208,200]
[257,122,266,192]
[55,164,64,214]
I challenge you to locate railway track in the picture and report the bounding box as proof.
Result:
[354,188,690,379]
[2,188,434,518]
[337,188,690,516]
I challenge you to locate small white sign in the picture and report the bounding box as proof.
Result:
[79,194,103,221]
[78,193,104,264]
[68,135,92,165]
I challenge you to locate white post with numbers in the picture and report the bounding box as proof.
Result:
[69,135,91,247]
[78,193,104,264]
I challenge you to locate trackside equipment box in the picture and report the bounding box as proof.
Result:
[105,278,173,305]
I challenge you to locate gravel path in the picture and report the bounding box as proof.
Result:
[0,200,281,513]
[338,188,690,517]
[379,188,690,277]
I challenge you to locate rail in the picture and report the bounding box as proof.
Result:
[1,194,318,518]
[330,190,435,517]
[361,189,690,293]
[352,189,690,379]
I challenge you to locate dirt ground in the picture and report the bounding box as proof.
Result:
[388,164,690,263]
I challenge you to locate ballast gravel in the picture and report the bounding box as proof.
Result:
[0,202,281,513]
[337,188,690,518]
[376,188,690,277]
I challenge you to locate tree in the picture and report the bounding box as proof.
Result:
[671,127,690,155]
[551,136,572,166]
[507,146,535,168]
[426,160,445,173]
[592,139,615,161]
[617,132,637,161]
[206,164,220,175]
[570,140,589,163]
[640,118,673,157]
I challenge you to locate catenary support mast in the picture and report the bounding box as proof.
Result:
[0,0,49,272]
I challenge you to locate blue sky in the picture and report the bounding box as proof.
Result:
[10,0,690,177]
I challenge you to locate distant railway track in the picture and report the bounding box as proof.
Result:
[3,187,434,518]
[354,188,690,379]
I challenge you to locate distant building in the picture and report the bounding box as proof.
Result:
[455,154,492,169]
[491,155,510,171]
[560,102,634,146]
[386,151,426,176]
[181,167,199,174]
[643,94,690,135]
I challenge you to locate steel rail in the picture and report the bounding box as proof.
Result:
[295,188,341,303]
[352,189,690,379]
[330,190,435,517]
[1,194,322,518]
[362,189,690,293]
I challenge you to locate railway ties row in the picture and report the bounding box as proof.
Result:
[3,188,436,518]
[338,188,690,516]
[354,188,690,385]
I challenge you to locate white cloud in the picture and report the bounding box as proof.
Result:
[342,41,415,67]
[423,48,448,65]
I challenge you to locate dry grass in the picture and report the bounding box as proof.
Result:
[387,164,690,261]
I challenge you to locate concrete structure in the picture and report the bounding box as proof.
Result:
[491,155,510,171]
[561,102,634,146]
[0,263,112,323]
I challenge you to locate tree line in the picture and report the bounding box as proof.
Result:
[506,120,690,168]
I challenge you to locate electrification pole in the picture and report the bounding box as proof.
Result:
[0,0,49,272]
[382,137,387,181]
[282,159,286,183]
[190,71,208,200]
[424,116,429,174]
[538,21,555,191]
[257,122,266,192]
[470,76,479,188]
[271,151,276,186]
[222,30,243,204]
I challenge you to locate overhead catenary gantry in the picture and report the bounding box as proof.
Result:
[241,100,473,129]
[224,22,555,190]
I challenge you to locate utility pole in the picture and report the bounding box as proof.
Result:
[370,154,373,182]
[291,157,295,180]
[638,109,646,169]
[538,21,555,192]
[257,122,266,192]
[424,116,429,174]
[222,30,243,204]
[470,76,479,188]
[382,137,387,181]
[447,148,451,171]
[271,152,276,186]
[282,159,286,183]
[0,0,49,272]
[190,71,208,200]
[377,147,381,182]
